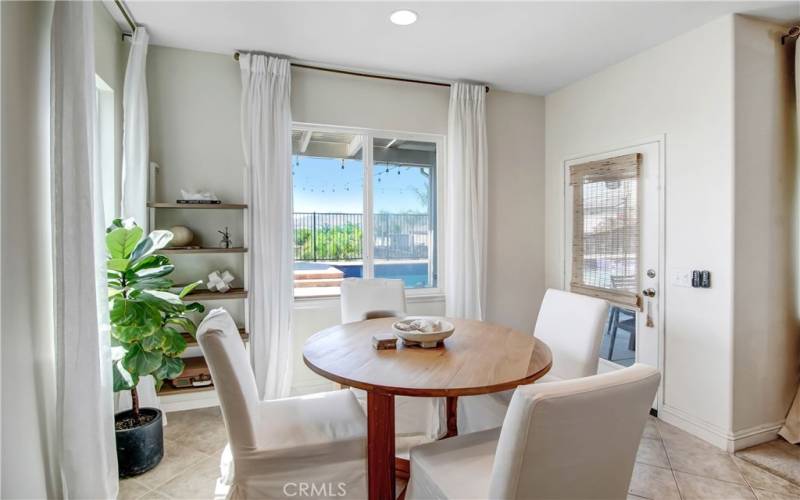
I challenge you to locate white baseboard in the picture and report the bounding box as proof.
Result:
[659,404,784,452]
[728,421,785,451]
[659,405,731,450]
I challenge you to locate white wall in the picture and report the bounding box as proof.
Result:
[486,92,546,331]
[545,14,797,450]
[731,16,797,441]
[146,46,546,394]
[546,15,737,446]
[1,1,59,497]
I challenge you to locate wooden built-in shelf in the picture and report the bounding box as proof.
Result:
[181,288,248,301]
[158,247,248,255]
[158,383,214,396]
[147,202,247,210]
[158,356,214,396]
[182,328,249,347]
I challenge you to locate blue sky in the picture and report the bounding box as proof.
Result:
[293,156,431,214]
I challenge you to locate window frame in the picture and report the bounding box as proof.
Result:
[292,122,446,301]
[95,74,116,225]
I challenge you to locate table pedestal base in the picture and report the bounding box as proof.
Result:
[368,392,396,500]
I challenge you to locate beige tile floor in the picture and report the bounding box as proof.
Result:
[120,407,799,500]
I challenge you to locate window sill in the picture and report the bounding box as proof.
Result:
[293,289,445,309]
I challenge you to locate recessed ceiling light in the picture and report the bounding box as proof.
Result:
[390,10,418,26]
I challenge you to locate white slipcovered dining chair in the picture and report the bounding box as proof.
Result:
[196,308,367,499]
[340,278,444,451]
[340,277,408,323]
[458,288,609,434]
[406,364,661,500]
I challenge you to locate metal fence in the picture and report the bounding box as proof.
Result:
[293,212,430,261]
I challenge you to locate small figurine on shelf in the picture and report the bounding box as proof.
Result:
[207,270,235,293]
[218,227,232,249]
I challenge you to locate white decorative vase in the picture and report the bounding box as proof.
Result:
[169,225,194,247]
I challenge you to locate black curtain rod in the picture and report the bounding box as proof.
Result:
[114,0,137,32]
[782,25,800,45]
[233,52,489,93]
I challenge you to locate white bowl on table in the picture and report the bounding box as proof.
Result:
[392,316,455,348]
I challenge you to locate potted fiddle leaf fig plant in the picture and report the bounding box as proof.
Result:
[106,218,204,477]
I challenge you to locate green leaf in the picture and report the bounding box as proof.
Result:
[106,226,143,259]
[112,323,158,343]
[160,328,187,356]
[128,277,173,291]
[109,298,161,327]
[129,230,173,262]
[153,356,184,381]
[140,332,162,352]
[140,289,184,313]
[112,359,138,392]
[178,280,202,299]
[133,264,175,280]
[129,254,170,273]
[106,218,137,234]
[109,297,137,325]
[122,344,163,377]
[106,218,123,234]
[107,258,130,273]
[186,302,205,313]
[166,317,197,336]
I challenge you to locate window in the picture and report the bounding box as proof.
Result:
[569,153,640,307]
[292,127,440,297]
[95,75,116,225]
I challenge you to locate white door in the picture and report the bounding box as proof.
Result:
[564,138,663,408]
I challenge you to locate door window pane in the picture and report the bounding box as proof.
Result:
[600,305,636,367]
[569,153,640,307]
[292,130,364,297]
[372,138,437,288]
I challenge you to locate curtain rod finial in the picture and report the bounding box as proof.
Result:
[234,52,240,61]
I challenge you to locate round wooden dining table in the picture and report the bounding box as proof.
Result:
[303,317,553,500]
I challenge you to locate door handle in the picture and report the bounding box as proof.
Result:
[642,288,656,298]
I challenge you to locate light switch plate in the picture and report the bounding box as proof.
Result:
[671,268,692,287]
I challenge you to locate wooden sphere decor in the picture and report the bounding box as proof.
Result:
[169,225,194,247]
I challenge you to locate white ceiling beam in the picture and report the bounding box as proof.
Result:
[346,136,362,157]
[384,138,397,149]
[298,130,312,153]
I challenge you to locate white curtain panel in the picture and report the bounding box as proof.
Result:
[120,26,149,229]
[444,82,488,320]
[117,25,160,417]
[51,2,118,497]
[779,42,800,445]
[239,54,294,399]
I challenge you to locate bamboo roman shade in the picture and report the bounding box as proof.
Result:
[570,153,641,307]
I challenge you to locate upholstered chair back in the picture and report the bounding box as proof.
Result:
[340,278,407,324]
[533,289,609,380]
[197,308,260,453]
[489,364,660,499]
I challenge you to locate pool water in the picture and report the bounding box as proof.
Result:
[295,261,433,288]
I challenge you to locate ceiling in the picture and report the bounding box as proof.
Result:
[119,1,799,95]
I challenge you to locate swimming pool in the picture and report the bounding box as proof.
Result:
[294,261,433,288]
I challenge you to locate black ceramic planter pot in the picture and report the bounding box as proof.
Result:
[115,408,164,478]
